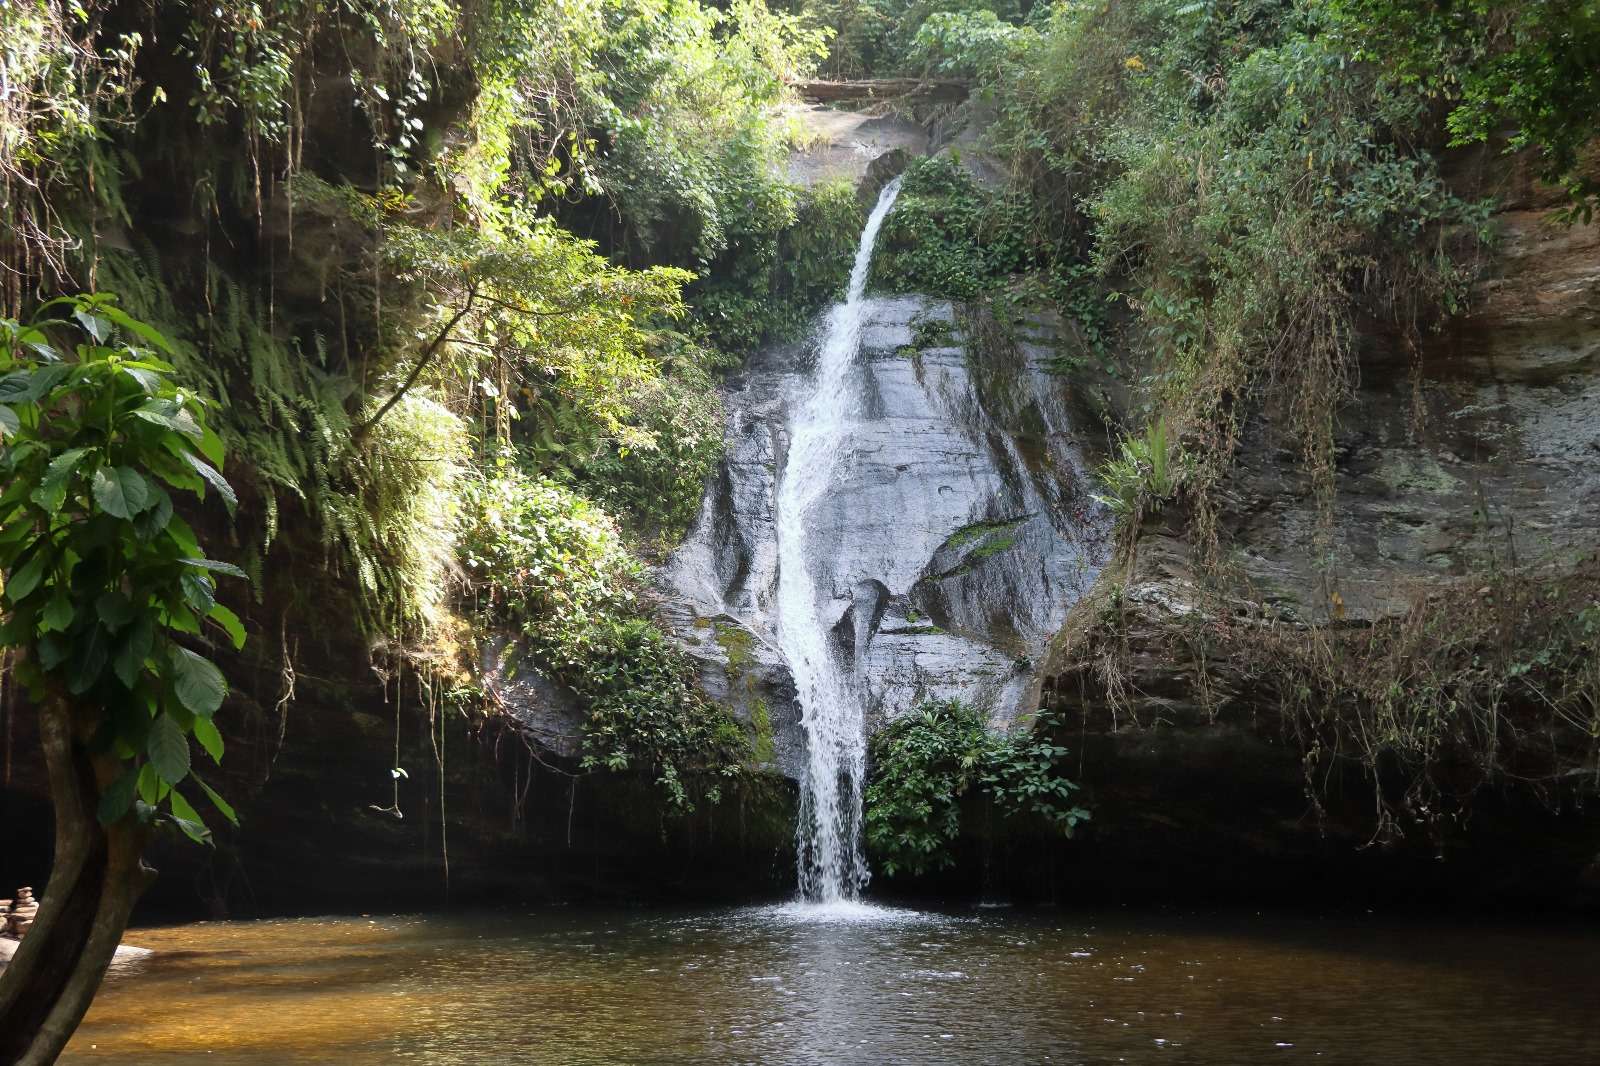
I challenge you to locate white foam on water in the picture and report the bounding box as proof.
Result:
[754,898,929,926]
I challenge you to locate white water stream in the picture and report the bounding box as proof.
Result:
[776,176,903,904]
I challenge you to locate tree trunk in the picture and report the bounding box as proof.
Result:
[0,697,154,1066]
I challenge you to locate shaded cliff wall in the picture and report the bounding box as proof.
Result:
[1016,150,1600,909]
[2,595,796,917]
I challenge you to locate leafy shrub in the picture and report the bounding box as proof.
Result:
[1092,417,1186,524]
[962,0,1493,553]
[809,0,1026,78]
[864,699,1088,877]
[690,178,867,356]
[1088,12,1492,535]
[460,469,747,806]
[0,294,244,841]
[572,339,726,547]
[908,8,1020,78]
[1329,0,1600,219]
[872,155,1037,299]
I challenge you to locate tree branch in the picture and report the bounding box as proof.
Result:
[355,283,479,440]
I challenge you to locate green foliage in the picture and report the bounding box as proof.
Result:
[690,179,866,355]
[872,156,1037,299]
[460,468,747,807]
[808,0,1025,78]
[0,1,141,294]
[1092,6,1490,529]
[1329,0,1600,219]
[345,392,469,630]
[907,7,1019,78]
[956,0,1493,553]
[0,294,243,843]
[177,0,455,149]
[96,245,468,635]
[1093,417,1185,523]
[382,208,692,446]
[570,338,725,546]
[864,699,1087,877]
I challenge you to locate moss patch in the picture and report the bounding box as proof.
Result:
[750,697,776,766]
[715,622,754,671]
[945,515,1027,550]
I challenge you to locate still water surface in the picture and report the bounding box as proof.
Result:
[61,903,1598,1065]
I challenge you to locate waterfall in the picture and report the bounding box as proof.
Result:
[777,176,903,904]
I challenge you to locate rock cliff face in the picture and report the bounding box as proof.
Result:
[1022,153,1600,908]
[659,295,1111,775]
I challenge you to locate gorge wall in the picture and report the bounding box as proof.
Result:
[1022,147,1600,909]
[4,102,1597,916]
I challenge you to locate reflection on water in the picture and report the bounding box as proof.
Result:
[62,906,1598,1065]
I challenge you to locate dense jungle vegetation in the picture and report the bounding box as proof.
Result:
[1,0,1598,1057]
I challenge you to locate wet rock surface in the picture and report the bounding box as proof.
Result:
[661,295,1112,770]
[782,105,928,189]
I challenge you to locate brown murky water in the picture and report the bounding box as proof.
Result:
[60,903,1599,1065]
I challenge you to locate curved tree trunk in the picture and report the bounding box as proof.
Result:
[0,697,154,1066]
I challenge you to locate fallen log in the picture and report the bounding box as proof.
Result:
[792,78,969,104]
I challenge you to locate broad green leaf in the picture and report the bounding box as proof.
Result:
[172,647,226,716]
[6,552,46,602]
[147,713,191,784]
[167,789,212,845]
[131,402,202,440]
[39,595,74,633]
[164,603,201,635]
[208,603,247,650]
[0,365,68,404]
[67,625,109,694]
[194,774,238,825]
[181,571,215,615]
[134,486,173,540]
[98,767,140,826]
[119,358,176,374]
[181,452,238,511]
[121,366,162,394]
[25,340,60,363]
[73,308,110,343]
[113,616,155,688]
[193,716,225,763]
[97,303,175,354]
[183,557,247,579]
[0,405,17,437]
[92,466,151,519]
[165,515,201,557]
[145,451,205,495]
[30,447,92,512]
[96,590,135,631]
[197,423,225,467]
[137,762,161,806]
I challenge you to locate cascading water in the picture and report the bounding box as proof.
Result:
[777,176,903,904]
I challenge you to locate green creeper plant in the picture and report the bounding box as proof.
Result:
[864,699,1088,878]
[460,467,748,809]
[0,293,243,1066]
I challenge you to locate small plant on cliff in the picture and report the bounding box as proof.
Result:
[0,294,243,1063]
[864,699,1088,877]
[1093,417,1186,530]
